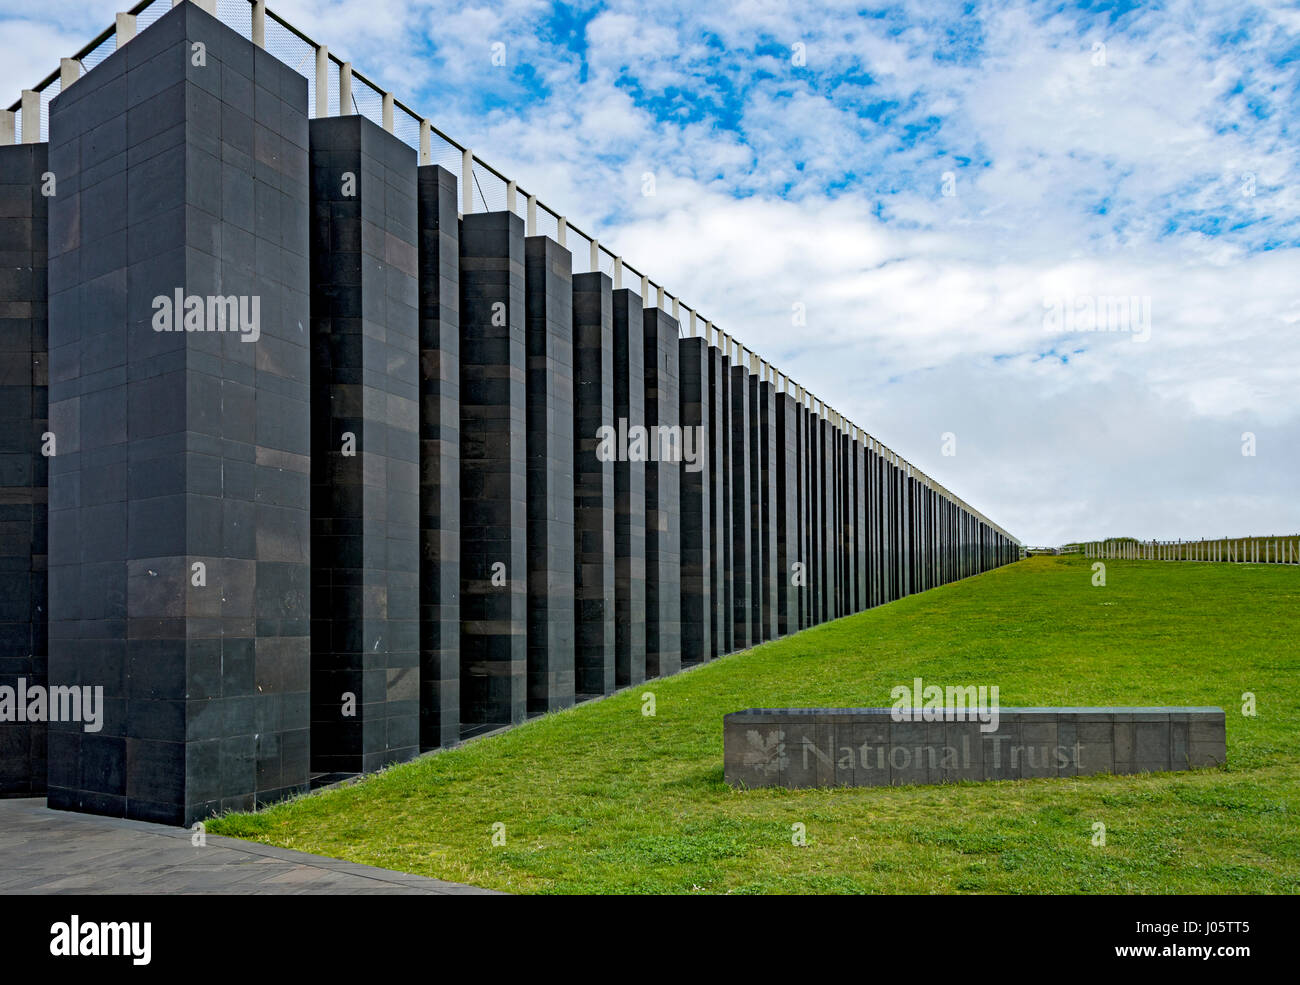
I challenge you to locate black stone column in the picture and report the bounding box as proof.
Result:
[794,398,808,628]
[0,144,48,796]
[524,235,575,713]
[840,429,855,613]
[572,272,615,697]
[308,115,421,775]
[705,340,727,658]
[459,211,527,727]
[756,376,778,640]
[775,391,799,636]
[729,361,752,649]
[46,3,312,822]
[854,436,867,611]
[745,369,763,641]
[803,401,819,625]
[611,289,645,686]
[678,334,710,666]
[416,165,460,750]
[643,306,680,678]
[820,416,835,621]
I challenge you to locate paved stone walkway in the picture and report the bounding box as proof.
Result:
[0,798,496,894]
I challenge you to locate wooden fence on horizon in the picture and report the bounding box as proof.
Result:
[1082,538,1300,564]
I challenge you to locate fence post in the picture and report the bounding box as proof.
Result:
[251,1,266,47]
[117,11,138,47]
[462,149,474,214]
[340,62,353,114]
[20,90,39,143]
[315,45,329,119]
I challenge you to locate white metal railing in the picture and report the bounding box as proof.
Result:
[1,0,1019,546]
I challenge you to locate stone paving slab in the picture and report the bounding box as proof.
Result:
[0,799,497,895]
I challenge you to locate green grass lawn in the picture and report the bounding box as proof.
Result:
[208,555,1300,894]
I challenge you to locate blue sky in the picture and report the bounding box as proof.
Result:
[3,0,1297,544]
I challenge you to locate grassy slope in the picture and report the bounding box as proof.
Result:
[208,556,1300,894]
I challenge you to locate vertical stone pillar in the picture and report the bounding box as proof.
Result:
[756,376,778,640]
[775,392,800,636]
[643,306,680,678]
[416,164,461,750]
[678,335,710,665]
[524,235,575,713]
[804,402,820,624]
[795,399,809,628]
[611,288,645,685]
[729,362,752,649]
[459,211,527,727]
[46,3,312,822]
[868,443,879,607]
[705,340,728,657]
[0,143,48,795]
[853,435,867,611]
[839,429,852,613]
[820,416,835,620]
[571,271,615,696]
[309,115,421,774]
[745,371,763,641]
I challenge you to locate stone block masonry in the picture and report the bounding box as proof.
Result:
[571,272,615,696]
[0,144,48,796]
[308,114,420,775]
[416,165,461,751]
[643,306,681,679]
[43,3,313,824]
[458,211,527,727]
[678,335,710,666]
[610,289,646,688]
[524,234,575,712]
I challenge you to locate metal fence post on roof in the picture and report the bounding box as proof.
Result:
[526,195,537,235]
[315,46,329,119]
[60,58,80,90]
[641,276,650,307]
[461,149,474,214]
[419,119,431,165]
[613,257,622,290]
[382,91,394,132]
[557,216,567,248]
[251,1,266,47]
[590,239,599,273]
[116,12,137,47]
[340,62,353,114]
[506,180,517,213]
[20,90,38,143]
